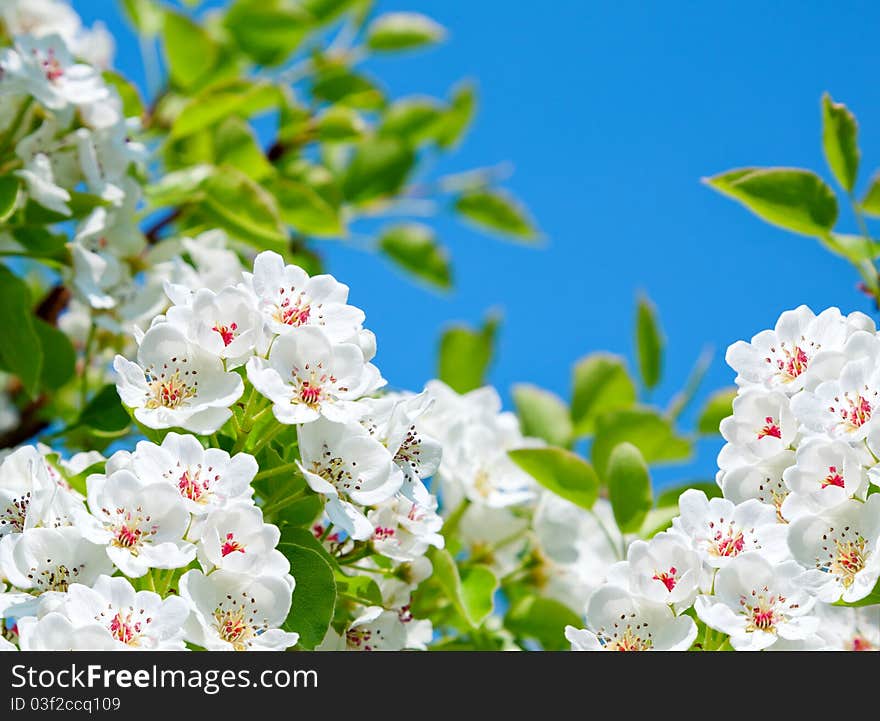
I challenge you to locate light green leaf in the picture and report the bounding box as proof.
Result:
[607,442,653,533]
[278,543,336,649]
[512,383,572,447]
[312,66,384,110]
[860,173,880,218]
[430,548,496,628]
[0,267,41,397]
[508,447,599,510]
[145,165,213,209]
[435,82,476,148]
[121,0,163,35]
[379,97,443,143]
[366,12,446,52]
[379,222,451,289]
[342,137,415,204]
[214,117,274,181]
[822,93,860,194]
[302,0,358,22]
[0,175,20,222]
[316,106,365,142]
[570,353,637,436]
[224,0,311,66]
[199,167,288,252]
[819,232,880,265]
[34,319,75,391]
[704,167,838,238]
[335,574,382,605]
[504,595,583,650]
[454,188,539,241]
[591,407,692,477]
[437,315,498,393]
[273,178,343,237]
[170,80,282,139]
[162,10,219,90]
[697,387,736,435]
[79,384,131,434]
[103,71,144,118]
[636,295,663,390]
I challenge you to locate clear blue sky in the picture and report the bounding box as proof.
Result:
[74,1,880,487]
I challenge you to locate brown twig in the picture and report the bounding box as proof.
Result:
[144,207,182,244]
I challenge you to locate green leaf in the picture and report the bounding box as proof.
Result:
[430,549,496,628]
[454,188,539,241]
[312,66,384,110]
[162,10,219,90]
[860,173,880,218]
[10,227,69,262]
[435,82,476,149]
[821,93,860,194]
[607,442,653,533]
[342,137,415,204]
[697,387,736,435]
[819,232,880,265]
[504,595,582,650]
[379,222,451,289]
[276,495,323,528]
[570,353,637,436]
[704,167,838,238]
[145,165,213,209]
[591,407,692,477]
[335,574,382,605]
[273,178,343,237]
[834,576,880,607]
[170,80,282,139]
[122,0,163,35]
[0,267,41,397]
[279,527,338,570]
[508,447,599,510]
[437,315,498,393]
[200,167,288,252]
[512,383,572,447]
[0,175,21,222]
[224,0,311,66]
[79,384,131,434]
[635,295,663,390]
[214,117,274,181]
[34,319,75,391]
[23,191,108,224]
[103,71,144,118]
[302,0,358,22]
[379,97,443,143]
[278,543,336,649]
[366,12,446,52]
[316,106,365,142]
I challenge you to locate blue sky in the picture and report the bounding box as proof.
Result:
[74,1,880,486]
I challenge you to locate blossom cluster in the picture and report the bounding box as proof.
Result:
[565,306,880,651]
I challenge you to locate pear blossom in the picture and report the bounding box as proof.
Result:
[81,469,195,577]
[247,326,383,425]
[725,306,873,394]
[0,526,112,592]
[16,613,118,651]
[296,418,399,540]
[0,445,78,536]
[59,576,190,650]
[179,569,299,651]
[114,323,244,434]
[695,553,819,651]
[717,450,794,520]
[130,433,257,515]
[367,496,444,562]
[458,504,530,578]
[15,152,71,214]
[195,502,290,579]
[670,490,788,567]
[787,495,880,603]
[814,604,880,651]
[565,586,697,651]
[249,250,365,342]
[336,606,408,651]
[719,389,797,460]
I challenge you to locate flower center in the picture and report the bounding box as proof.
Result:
[775,345,809,381]
[757,416,782,440]
[213,607,255,651]
[373,526,395,541]
[710,527,745,558]
[821,466,845,489]
[292,363,340,409]
[832,537,867,588]
[743,592,783,633]
[346,627,377,651]
[603,627,652,651]
[178,469,207,502]
[652,566,678,592]
[109,611,143,646]
[145,369,197,410]
[221,532,246,557]
[35,48,63,82]
[835,393,873,431]
[0,493,30,534]
[106,507,156,554]
[275,288,312,327]
[308,454,362,497]
[212,322,238,347]
[852,637,874,651]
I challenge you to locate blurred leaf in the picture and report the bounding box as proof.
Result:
[278,543,336,649]
[215,117,274,181]
[170,80,282,139]
[145,165,213,208]
[505,595,583,650]
[819,232,880,265]
[697,387,736,435]
[0,267,41,397]
[656,481,722,508]
[454,188,539,241]
[666,346,713,421]
[79,384,131,434]
[200,167,288,252]
[312,66,384,110]
[342,137,415,204]
[437,315,498,393]
[635,295,663,390]
[22,191,108,225]
[34,319,75,391]
[860,173,880,217]
[316,106,365,142]
[430,548,496,628]
[821,93,860,194]
[302,0,358,22]
[607,442,653,533]
[0,175,20,222]
[512,383,572,447]
[379,222,451,288]
[435,82,476,148]
[224,0,311,66]
[704,167,838,238]
[273,178,343,237]
[103,71,144,118]
[591,407,692,477]
[508,447,599,510]
[379,97,443,143]
[121,0,163,35]
[570,353,637,436]
[10,227,69,262]
[162,10,219,90]
[366,12,446,52]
